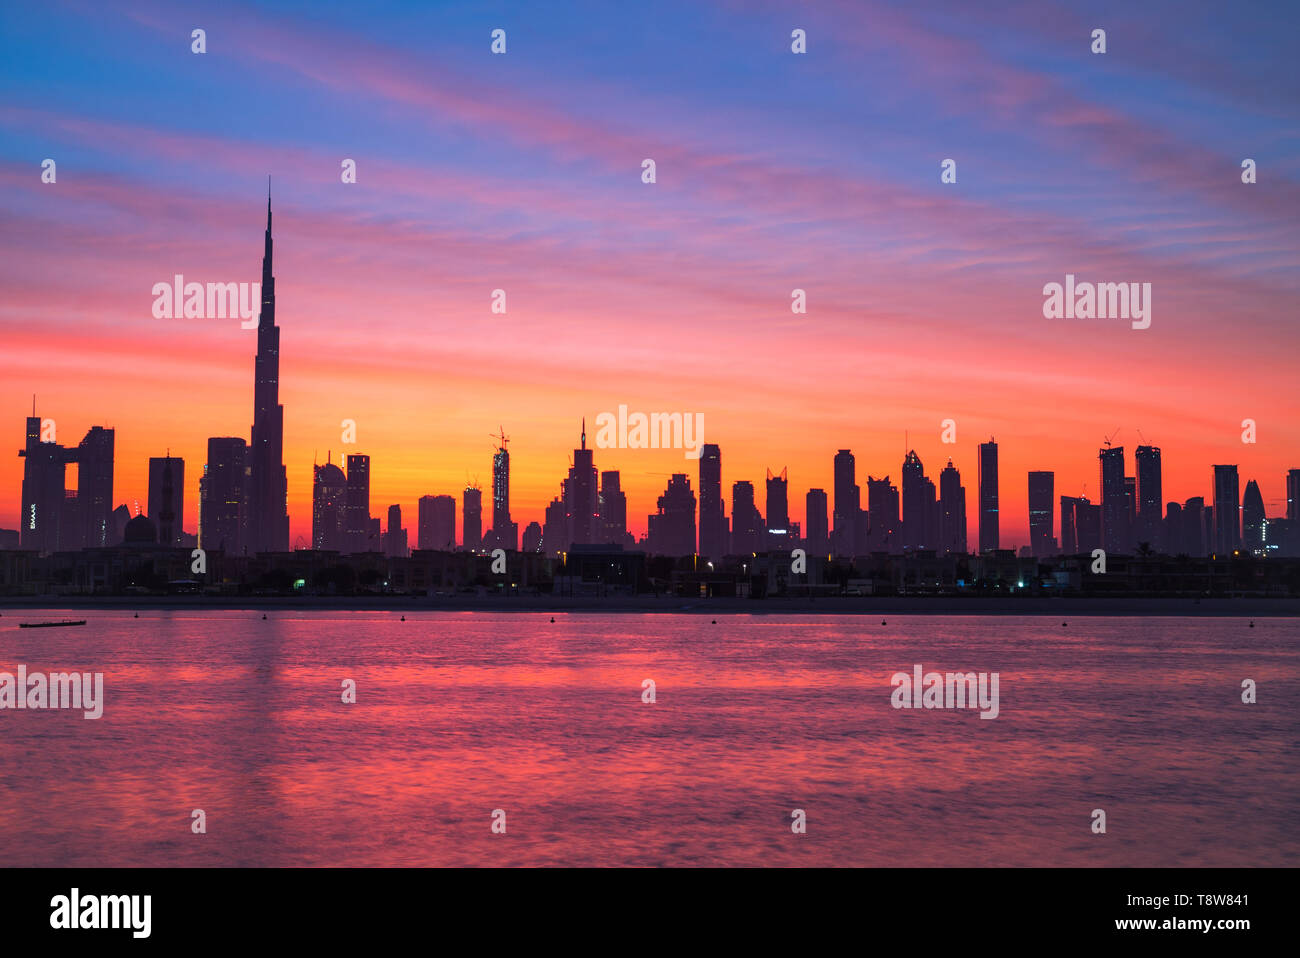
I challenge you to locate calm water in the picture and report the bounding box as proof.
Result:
[1,610,1296,867]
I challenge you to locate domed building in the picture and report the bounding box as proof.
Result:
[312,457,349,551]
[122,513,158,547]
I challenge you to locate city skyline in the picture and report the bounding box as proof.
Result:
[12,374,1300,557]
[2,1,1298,551]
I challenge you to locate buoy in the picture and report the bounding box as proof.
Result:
[400,615,405,622]
[1249,620,1255,628]
[550,617,555,623]
[134,613,138,618]
[262,614,267,620]
[1062,622,1067,627]
[711,619,717,624]
[881,620,886,626]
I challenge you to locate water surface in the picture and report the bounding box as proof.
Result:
[1,611,1295,866]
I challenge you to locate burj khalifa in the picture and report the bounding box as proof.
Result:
[247,184,290,553]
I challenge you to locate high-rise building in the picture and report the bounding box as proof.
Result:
[1212,465,1240,554]
[599,471,629,546]
[1060,495,1085,554]
[1163,501,1182,555]
[805,488,828,555]
[1099,445,1128,554]
[345,454,371,553]
[730,481,762,555]
[832,449,859,557]
[866,476,900,552]
[18,406,68,553]
[765,468,789,548]
[1075,501,1102,554]
[1028,471,1054,557]
[312,456,348,551]
[698,443,726,559]
[938,460,966,555]
[1182,496,1206,556]
[648,474,696,557]
[385,504,407,557]
[522,522,542,553]
[1242,480,1265,554]
[418,494,456,551]
[563,420,598,546]
[148,456,185,546]
[490,429,516,551]
[922,476,939,552]
[247,189,290,554]
[1124,476,1138,548]
[1287,469,1300,521]
[978,439,999,553]
[541,497,567,555]
[199,437,247,554]
[1135,445,1163,551]
[901,450,928,551]
[75,426,114,549]
[463,486,482,552]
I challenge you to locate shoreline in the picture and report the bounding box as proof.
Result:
[1,595,1297,616]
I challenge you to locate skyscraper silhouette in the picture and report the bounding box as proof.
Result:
[978,439,999,553]
[1059,495,1083,554]
[730,480,762,555]
[248,188,290,553]
[200,437,248,554]
[648,474,696,557]
[312,454,348,551]
[938,459,966,555]
[765,468,789,548]
[1242,479,1265,554]
[419,494,456,551]
[832,449,859,557]
[75,426,115,549]
[1182,496,1206,556]
[386,504,407,557]
[1027,471,1054,556]
[805,488,828,555]
[1135,445,1162,551]
[345,453,371,552]
[901,450,929,551]
[698,443,726,560]
[563,420,598,546]
[18,405,66,553]
[1075,500,1102,554]
[490,428,517,550]
[1212,465,1240,554]
[462,486,482,552]
[865,476,899,552]
[1099,444,1128,553]
[599,471,629,546]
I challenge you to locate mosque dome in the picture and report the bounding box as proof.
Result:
[123,514,158,545]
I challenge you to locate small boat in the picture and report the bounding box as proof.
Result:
[18,620,87,629]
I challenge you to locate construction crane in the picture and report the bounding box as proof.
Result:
[490,426,509,452]
[1103,427,1121,449]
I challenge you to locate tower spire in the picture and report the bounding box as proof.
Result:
[581,417,586,450]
